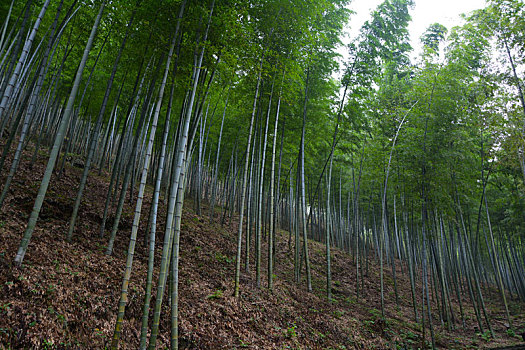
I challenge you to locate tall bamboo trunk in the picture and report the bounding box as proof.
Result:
[234,55,264,297]
[14,0,106,267]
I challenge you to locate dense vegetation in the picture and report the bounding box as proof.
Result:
[0,0,524,348]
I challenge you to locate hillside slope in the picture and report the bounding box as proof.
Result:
[1,146,525,349]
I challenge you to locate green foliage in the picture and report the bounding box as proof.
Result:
[215,252,233,264]
[368,308,382,319]
[239,338,250,347]
[477,330,492,342]
[42,339,54,349]
[363,319,375,329]
[333,310,345,318]
[207,289,223,300]
[284,322,297,338]
[421,23,448,53]
[0,302,11,314]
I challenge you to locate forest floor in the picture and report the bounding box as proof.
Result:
[1,145,525,349]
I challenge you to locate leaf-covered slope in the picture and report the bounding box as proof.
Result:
[0,144,524,349]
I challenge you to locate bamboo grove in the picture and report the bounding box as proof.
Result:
[0,0,524,348]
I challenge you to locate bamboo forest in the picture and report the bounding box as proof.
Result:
[1,0,525,348]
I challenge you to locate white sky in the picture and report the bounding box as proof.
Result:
[340,0,487,63]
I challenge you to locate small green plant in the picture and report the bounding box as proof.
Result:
[239,338,250,347]
[404,331,417,340]
[313,330,326,339]
[507,328,516,337]
[207,290,223,299]
[46,284,55,294]
[93,328,105,338]
[333,310,345,318]
[0,303,11,314]
[344,296,356,304]
[369,308,381,319]
[42,339,54,349]
[363,319,375,329]
[477,330,492,342]
[285,322,297,338]
[215,252,232,264]
[399,329,418,346]
[48,306,66,327]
